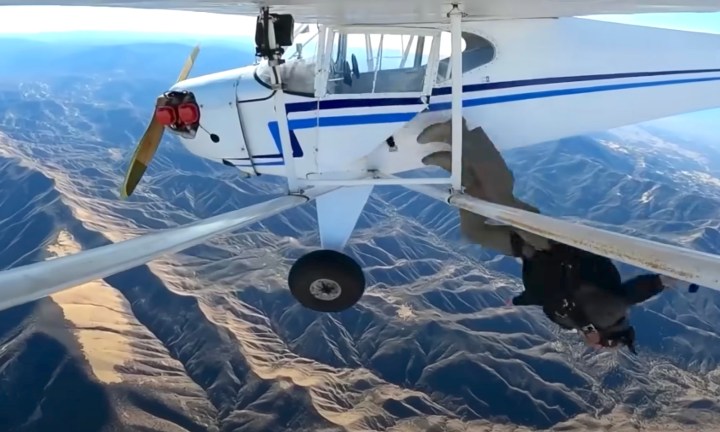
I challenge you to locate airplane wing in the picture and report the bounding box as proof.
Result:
[0,188,332,312]
[405,182,720,291]
[1,0,720,24]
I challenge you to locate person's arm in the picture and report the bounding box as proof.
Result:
[620,274,665,305]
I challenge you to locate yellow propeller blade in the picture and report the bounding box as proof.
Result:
[119,45,200,199]
[176,44,200,83]
[119,110,166,199]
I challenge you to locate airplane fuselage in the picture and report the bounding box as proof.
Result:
[169,17,720,180]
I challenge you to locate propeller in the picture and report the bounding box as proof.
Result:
[119,44,200,199]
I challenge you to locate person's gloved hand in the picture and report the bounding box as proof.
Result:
[659,274,699,293]
[417,118,483,197]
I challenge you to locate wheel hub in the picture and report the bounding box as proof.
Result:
[309,278,342,301]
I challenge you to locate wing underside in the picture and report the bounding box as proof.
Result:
[1,0,719,24]
[0,190,331,312]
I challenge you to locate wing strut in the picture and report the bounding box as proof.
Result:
[0,187,334,312]
[449,3,464,193]
[394,178,720,291]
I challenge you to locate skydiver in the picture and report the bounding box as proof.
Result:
[509,232,697,353]
[417,117,550,257]
[417,117,696,353]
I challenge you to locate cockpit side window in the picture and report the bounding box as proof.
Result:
[283,24,319,62]
[326,32,434,95]
[435,32,495,83]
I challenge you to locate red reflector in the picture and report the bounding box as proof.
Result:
[155,106,176,125]
[178,103,200,124]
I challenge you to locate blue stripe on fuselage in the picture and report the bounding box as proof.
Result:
[428,75,720,111]
[258,69,720,162]
[430,68,720,97]
[285,97,425,113]
[282,69,720,114]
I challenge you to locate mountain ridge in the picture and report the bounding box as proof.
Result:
[1,36,720,431]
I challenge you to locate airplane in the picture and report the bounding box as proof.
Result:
[1,0,720,314]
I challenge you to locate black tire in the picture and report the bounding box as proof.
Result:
[288,249,365,313]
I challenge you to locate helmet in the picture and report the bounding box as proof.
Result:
[601,326,637,355]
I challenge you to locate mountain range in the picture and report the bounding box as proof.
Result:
[0,33,719,432]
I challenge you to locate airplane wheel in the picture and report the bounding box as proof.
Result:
[288,249,365,313]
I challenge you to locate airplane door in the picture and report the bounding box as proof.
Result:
[311,28,440,172]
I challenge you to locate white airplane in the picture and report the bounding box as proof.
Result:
[1,0,720,314]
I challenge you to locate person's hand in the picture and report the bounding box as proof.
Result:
[582,331,618,351]
[583,331,623,351]
[582,331,602,348]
